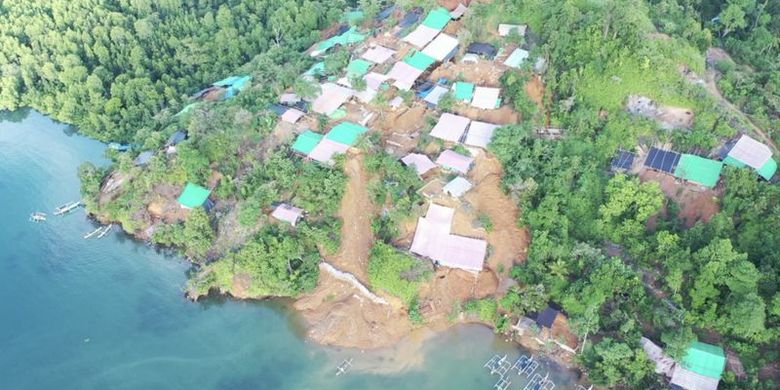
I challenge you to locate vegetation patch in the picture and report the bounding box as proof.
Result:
[368,242,428,304]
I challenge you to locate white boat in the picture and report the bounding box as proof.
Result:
[29,212,47,222]
[83,226,103,239]
[97,224,112,239]
[54,201,81,215]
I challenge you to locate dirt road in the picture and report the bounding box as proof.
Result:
[705,69,779,154]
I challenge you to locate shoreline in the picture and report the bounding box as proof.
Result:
[88,208,582,375]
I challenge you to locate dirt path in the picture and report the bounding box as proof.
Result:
[704,69,779,154]
[326,152,374,284]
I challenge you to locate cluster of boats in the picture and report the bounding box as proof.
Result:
[485,354,567,390]
[30,200,81,222]
[29,200,113,239]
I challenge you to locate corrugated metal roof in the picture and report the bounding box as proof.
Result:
[326,121,369,146]
[346,59,372,77]
[430,113,470,142]
[450,3,468,19]
[404,50,437,71]
[361,45,396,64]
[472,87,501,109]
[177,183,211,209]
[436,149,473,173]
[727,134,773,169]
[465,121,498,148]
[682,341,726,379]
[670,366,720,390]
[423,85,449,105]
[422,33,459,61]
[402,24,440,48]
[312,83,354,115]
[281,108,305,123]
[443,176,472,197]
[611,150,636,170]
[386,61,424,90]
[504,48,529,68]
[401,153,437,176]
[271,204,304,226]
[291,130,323,155]
[307,138,349,164]
[674,154,723,188]
[410,203,486,272]
[421,7,452,30]
[454,81,475,101]
[498,24,527,37]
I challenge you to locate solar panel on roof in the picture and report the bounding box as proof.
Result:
[644,147,681,174]
[611,150,636,170]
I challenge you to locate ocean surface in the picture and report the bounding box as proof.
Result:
[0,110,579,390]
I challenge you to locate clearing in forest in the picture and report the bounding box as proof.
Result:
[639,168,720,228]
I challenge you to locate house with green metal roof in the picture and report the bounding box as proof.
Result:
[213,76,240,87]
[326,121,369,146]
[346,59,372,77]
[721,134,777,180]
[454,82,474,101]
[670,341,725,390]
[177,183,211,209]
[404,50,436,71]
[421,7,451,30]
[345,10,364,25]
[314,27,366,55]
[673,154,723,188]
[304,62,325,77]
[682,341,726,378]
[291,130,323,155]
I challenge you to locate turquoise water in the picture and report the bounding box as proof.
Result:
[0,111,579,390]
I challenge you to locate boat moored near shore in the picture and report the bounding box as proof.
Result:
[53,201,81,216]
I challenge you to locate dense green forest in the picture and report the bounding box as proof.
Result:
[0,0,345,141]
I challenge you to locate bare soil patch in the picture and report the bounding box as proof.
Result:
[230,273,253,299]
[638,168,720,227]
[294,270,412,349]
[325,152,375,284]
[451,104,519,125]
[525,74,545,107]
[146,183,189,223]
[417,267,499,328]
[466,152,529,279]
[430,58,505,87]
